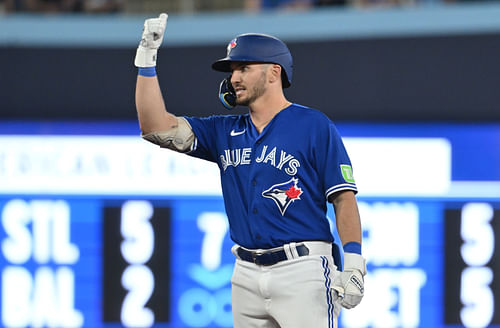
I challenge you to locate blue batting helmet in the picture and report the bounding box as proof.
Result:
[212,33,293,88]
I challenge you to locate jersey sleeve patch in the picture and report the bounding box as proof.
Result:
[340,164,356,183]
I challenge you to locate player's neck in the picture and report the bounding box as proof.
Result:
[248,94,291,134]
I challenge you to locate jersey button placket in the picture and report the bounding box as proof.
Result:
[248,136,264,244]
[249,139,261,216]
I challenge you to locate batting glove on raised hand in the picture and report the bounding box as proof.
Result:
[332,252,367,309]
[134,13,168,68]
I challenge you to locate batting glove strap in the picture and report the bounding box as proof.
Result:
[332,252,367,309]
[135,47,158,68]
[344,252,367,275]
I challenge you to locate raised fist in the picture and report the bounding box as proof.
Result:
[134,13,168,67]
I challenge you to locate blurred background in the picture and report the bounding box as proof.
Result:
[0,1,499,327]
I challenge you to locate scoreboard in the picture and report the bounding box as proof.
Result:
[0,121,499,328]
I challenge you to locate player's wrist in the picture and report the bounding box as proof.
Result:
[138,67,157,77]
[343,241,361,255]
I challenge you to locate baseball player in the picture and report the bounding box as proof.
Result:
[135,13,366,328]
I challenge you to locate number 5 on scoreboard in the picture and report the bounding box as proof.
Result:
[460,203,495,328]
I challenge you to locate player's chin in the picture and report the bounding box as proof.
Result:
[235,95,250,107]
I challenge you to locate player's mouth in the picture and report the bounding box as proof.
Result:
[235,87,246,97]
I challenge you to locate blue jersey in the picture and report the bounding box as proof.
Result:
[184,104,357,249]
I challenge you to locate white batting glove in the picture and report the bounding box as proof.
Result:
[332,252,366,309]
[134,13,168,68]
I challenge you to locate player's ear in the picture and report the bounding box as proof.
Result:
[268,64,282,84]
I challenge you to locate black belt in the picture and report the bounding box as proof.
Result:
[237,244,309,266]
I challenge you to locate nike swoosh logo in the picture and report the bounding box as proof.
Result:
[230,129,246,137]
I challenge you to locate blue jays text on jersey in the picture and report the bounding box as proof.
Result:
[184,104,357,249]
[220,145,300,175]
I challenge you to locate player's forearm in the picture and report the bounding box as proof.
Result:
[331,191,362,246]
[135,75,177,134]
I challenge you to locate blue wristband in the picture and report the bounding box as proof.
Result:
[343,241,362,255]
[138,67,156,77]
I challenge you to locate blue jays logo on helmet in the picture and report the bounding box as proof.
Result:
[226,38,237,56]
[262,178,303,216]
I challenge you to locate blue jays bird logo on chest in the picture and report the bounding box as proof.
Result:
[262,177,303,216]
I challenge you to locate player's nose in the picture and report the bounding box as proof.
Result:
[231,70,242,85]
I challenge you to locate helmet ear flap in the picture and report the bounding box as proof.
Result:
[219,75,236,110]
